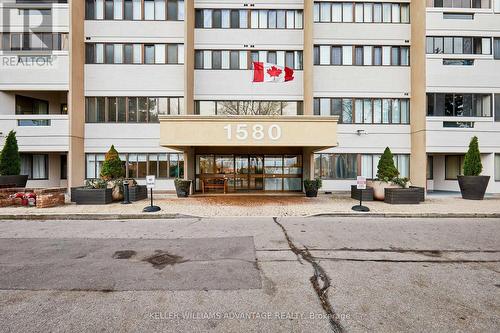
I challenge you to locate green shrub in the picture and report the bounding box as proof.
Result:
[85,178,108,189]
[0,130,21,176]
[100,145,124,180]
[304,178,322,191]
[463,136,482,176]
[376,147,399,182]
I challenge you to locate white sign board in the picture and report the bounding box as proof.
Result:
[146,175,156,189]
[356,176,367,190]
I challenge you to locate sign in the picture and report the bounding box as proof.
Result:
[223,124,282,141]
[356,176,367,190]
[146,175,156,189]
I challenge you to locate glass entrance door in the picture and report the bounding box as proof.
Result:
[235,155,264,191]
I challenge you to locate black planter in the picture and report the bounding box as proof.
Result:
[72,187,112,204]
[0,175,28,188]
[305,189,318,197]
[384,187,422,204]
[175,180,191,198]
[458,175,490,200]
[351,185,374,201]
[128,185,147,202]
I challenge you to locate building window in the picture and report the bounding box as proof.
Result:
[195,101,302,116]
[313,2,409,23]
[195,9,302,29]
[85,153,183,179]
[427,0,491,8]
[60,155,67,180]
[495,154,500,181]
[85,97,184,123]
[426,36,491,55]
[314,45,409,66]
[495,94,500,122]
[20,154,48,180]
[445,155,465,180]
[85,43,184,64]
[494,38,500,60]
[427,93,492,117]
[85,0,183,20]
[15,95,49,115]
[314,98,409,124]
[359,154,410,179]
[195,50,303,70]
[427,156,434,180]
[0,33,68,51]
[314,154,358,180]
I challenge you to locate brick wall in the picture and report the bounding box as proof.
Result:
[0,188,66,208]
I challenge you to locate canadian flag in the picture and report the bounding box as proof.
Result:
[252,62,294,83]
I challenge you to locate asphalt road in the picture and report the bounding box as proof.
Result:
[0,216,499,333]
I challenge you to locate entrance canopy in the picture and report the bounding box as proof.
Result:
[159,115,338,151]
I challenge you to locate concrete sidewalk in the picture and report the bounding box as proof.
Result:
[0,193,499,219]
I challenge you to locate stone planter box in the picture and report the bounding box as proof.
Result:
[128,185,147,202]
[72,187,112,205]
[351,185,374,201]
[384,187,424,205]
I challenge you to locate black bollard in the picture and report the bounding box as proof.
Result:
[122,180,131,204]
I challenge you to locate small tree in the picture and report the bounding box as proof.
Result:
[463,136,482,176]
[0,130,21,176]
[376,147,399,181]
[100,145,124,180]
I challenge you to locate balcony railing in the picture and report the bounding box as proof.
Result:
[0,114,69,151]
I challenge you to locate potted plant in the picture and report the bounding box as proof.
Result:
[100,145,125,201]
[0,130,28,188]
[174,178,191,197]
[370,147,400,200]
[458,136,490,200]
[304,178,322,197]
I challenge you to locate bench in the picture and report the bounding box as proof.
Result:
[202,178,228,194]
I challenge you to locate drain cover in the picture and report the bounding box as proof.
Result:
[142,250,187,269]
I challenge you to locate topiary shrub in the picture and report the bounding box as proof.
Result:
[303,178,322,191]
[0,130,21,176]
[100,145,124,180]
[463,136,482,176]
[376,147,399,182]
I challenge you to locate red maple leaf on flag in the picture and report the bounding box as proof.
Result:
[267,66,282,77]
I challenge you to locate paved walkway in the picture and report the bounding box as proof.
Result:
[1,193,499,218]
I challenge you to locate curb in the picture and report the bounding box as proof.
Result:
[0,212,498,220]
[308,212,500,218]
[0,213,200,221]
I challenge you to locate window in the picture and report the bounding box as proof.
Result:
[196,8,302,28]
[20,154,48,180]
[495,154,500,181]
[195,101,302,116]
[15,95,49,114]
[86,153,183,179]
[314,154,358,180]
[495,94,500,122]
[445,155,464,180]
[427,36,491,55]
[427,156,433,180]
[494,38,500,60]
[1,32,67,51]
[85,43,183,64]
[359,154,410,179]
[443,13,474,19]
[60,155,67,180]
[314,98,409,124]
[427,93,492,117]
[196,49,302,70]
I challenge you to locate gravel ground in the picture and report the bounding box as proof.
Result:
[1,193,499,217]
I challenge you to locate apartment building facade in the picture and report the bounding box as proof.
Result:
[0,0,499,194]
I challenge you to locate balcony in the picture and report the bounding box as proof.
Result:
[0,53,69,90]
[159,115,338,150]
[0,114,69,151]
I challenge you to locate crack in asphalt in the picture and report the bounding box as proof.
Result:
[257,248,500,254]
[272,217,344,333]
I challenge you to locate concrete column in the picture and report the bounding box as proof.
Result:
[183,147,195,193]
[68,0,85,189]
[410,1,427,188]
[303,0,314,115]
[184,0,195,115]
[302,147,315,181]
